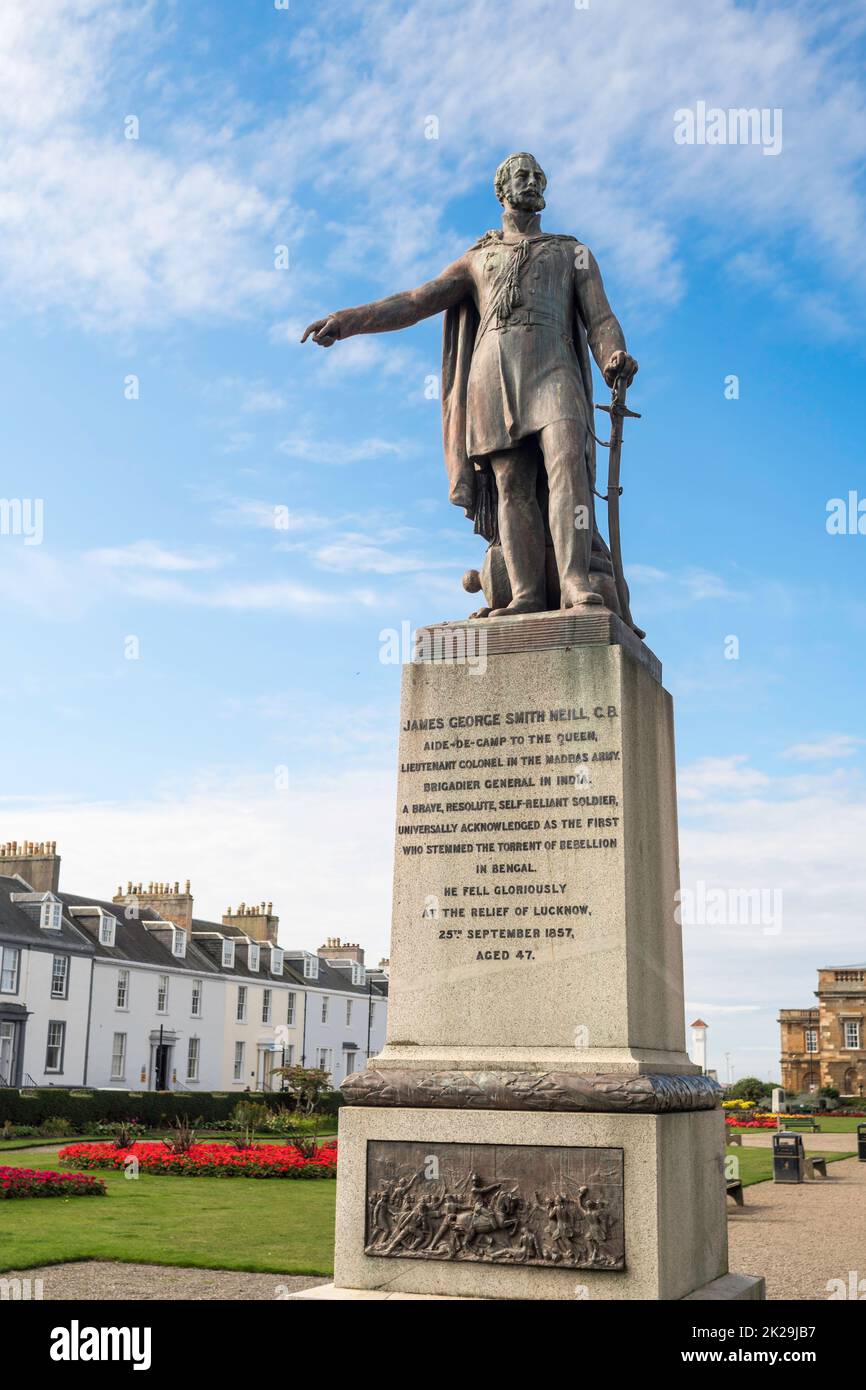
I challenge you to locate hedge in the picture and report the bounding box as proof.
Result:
[0,1088,340,1128]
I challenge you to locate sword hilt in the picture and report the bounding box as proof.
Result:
[596,372,641,420]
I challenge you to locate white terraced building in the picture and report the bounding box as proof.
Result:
[0,840,387,1094]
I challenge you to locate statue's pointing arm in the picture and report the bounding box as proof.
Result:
[573,246,638,388]
[301,256,472,348]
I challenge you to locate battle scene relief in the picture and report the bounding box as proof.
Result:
[364,1140,624,1271]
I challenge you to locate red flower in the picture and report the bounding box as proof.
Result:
[57,1140,337,1180]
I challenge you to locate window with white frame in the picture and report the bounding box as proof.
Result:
[844,1020,861,1050]
[351,962,366,986]
[51,954,69,1000]
[0,946,20,994]
[222,940,235,969]
[40,898,62,931]
[283,1043,295,1065]
[111,1032,126,1079]
[172,928,187,959]
[157,976,169,1013]
[233,1041,245,1080]
[191,978,202,1017]
[346,999,353,1026]
[321,995,329,1024]
[805,1028,818,1053]
[187,1036,200,1081]
[303,954,318,980]
[248,943,260,972]
[315,1047,332,1074]
[286,992,296,1026]
[270,947,284,975]
[237,985,247,1022]
[262,988,272,1024]
[99,914,116,947]
[45,1020,65,1073]
[116,969,129,1010]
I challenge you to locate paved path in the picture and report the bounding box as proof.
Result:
[0,1262,327,1301]
[736,1130,857,1153]
[728,1156,866,1300]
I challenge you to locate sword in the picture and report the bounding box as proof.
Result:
[595,373,642,637]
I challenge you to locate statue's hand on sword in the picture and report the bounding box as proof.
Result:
[603,349,639,389]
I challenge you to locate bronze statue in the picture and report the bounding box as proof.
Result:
[303,152,639,624]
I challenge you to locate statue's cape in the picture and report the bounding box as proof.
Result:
[441,232,598,539]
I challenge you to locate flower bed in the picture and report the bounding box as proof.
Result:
[1,1164,107,1199]
[724,1114,777,1129]
[59,1140,338,1179]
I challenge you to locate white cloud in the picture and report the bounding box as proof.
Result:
[783,734,864,762]
[678,754,771,802]
[87,540,224,572]
[312,534,437,576]
[276,433,406,466]
[630,564,748,604]
[0,1,287,331]
[119,574,381,614]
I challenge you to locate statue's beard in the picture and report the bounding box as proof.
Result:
[508,191,546,212]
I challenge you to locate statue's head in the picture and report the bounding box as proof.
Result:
[494,152,547,212]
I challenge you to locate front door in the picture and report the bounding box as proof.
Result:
[154,1043,171,1091]
[0,1021,16,1085]
[258,1048,275,1091]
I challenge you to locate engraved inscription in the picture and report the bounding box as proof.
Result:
[364,1140,624,1270]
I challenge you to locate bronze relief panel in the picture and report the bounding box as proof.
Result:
[365,1140,624,1271]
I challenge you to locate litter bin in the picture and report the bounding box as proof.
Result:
[858,1122,866,1163]
[773,1130,805,1183]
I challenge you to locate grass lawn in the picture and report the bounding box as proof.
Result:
[726,1145,854,1185]
[0,1147,335,1276]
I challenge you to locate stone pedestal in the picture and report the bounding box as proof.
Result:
[310,611,763,1301]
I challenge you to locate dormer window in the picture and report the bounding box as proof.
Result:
[303,954,318,980]
[221,940,235,969]
[248,943,260,972]
[41,898,62,931]
[351,963,366,987]
[172,928,187,959]
[270,947,284,976]
[98,913,116,947]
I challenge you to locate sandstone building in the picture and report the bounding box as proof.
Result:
[779,966,866,1096]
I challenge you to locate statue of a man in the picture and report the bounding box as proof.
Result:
[302,152,638,619]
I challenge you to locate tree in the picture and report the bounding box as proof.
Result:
[726,1076,770,1102]
[271,1065,330,1114]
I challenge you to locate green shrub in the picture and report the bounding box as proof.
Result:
[0,1088,297,1128]
[39,1115,77,1138]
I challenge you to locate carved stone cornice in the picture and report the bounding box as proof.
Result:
[342,1068,722,1114]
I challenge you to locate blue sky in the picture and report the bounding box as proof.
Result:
[1,0,865,1081]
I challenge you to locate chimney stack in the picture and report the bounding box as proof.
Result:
[0,839,61,893]
[222,900,279,944]
[112,878,194,931]
[318,937,365,965]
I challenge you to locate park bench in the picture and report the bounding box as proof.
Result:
[779,1116,819,1132]
[804,1156,828,1179]
[726,1179,745,1206]
[727,1132,743,1147]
